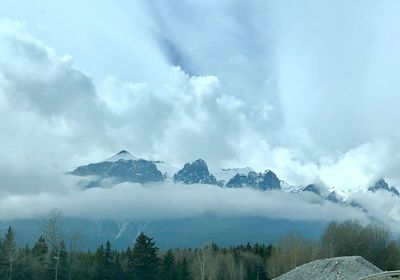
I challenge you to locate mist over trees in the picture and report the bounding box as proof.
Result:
[0,218,400,279]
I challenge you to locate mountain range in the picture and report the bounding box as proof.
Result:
[70,150,400,203]
[2,150,398,250]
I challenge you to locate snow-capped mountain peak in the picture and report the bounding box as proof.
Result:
[368,178,400,196]
[105,150,138,162]
[71,151,400,205]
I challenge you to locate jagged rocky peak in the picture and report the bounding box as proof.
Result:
[106,150,138,162]
[70,152,163,185]
[259,170,281,190]
[226,169,281,190]
[368,178,399,195]
[107,159,164,183]
[173,159,218,185]
[371,178,389,191]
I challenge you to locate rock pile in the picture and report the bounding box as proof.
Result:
[274,256,382,280]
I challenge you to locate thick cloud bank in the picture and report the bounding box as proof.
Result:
[0,181,366,222]
[1,1,400,227]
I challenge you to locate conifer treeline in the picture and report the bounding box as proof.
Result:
[1,219,400,279]
[0,228,272,280]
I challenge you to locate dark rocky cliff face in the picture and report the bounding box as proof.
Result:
[226,170,281,190]
[368,178,399,196]
[173,159,218,185]
[71,159,164,184]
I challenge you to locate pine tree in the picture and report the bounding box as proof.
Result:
[32,236,49,280]
[0,231,6,278]
[58,240,69,280]
[17,254,33,280]
[177,258,192,280]
[2,227,16,280]
[49,240,68,280]
[112,254,125,280]
[94,245,106,279]
[104,241,113,280]
[160,250,177,280]
[128,232,160,280]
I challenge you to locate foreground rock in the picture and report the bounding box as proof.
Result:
[274,256,382,280]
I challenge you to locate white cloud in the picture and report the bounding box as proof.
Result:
[0,182,368,223]
[1,17,399,193]
[1,1,400,227]
[348,190,400,233]
[0,19,96,117]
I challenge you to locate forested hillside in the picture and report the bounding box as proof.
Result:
[1,218,400,280]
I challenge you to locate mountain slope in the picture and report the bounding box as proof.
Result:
[0,217,326,250]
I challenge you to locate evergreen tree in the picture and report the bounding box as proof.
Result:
[128,232,160,280]
[2,227,16,280]
[94,245,106,279]
[49,240,68,280]
[14,246,33,280]
[32,236,48,280]
[58,240,69,280]
[160,250,177,280]
[94,242,122,280]
[0,232,6,278]
[177,258,192,280]
[112,254,125,280]
[104,240,113,278]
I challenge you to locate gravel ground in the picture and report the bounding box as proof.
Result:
[273,256,382,280]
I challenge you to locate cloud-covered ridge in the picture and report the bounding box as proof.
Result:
[0,182,367,222]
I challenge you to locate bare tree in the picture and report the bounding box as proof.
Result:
[223,252,245,280]
[267,232,319,278]
[193,249,206,280]
[67,230,81,280]
[43,209,63,280]
[192,244,219,280]
[225,252,236,280]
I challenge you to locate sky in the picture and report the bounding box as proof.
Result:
[1,1,400,222]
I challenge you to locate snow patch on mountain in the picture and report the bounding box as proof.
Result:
[116,220,130,239]
[106,150,137,162]
[280,180,301,193]
[155,161,179,181]
[211,167,253,185]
